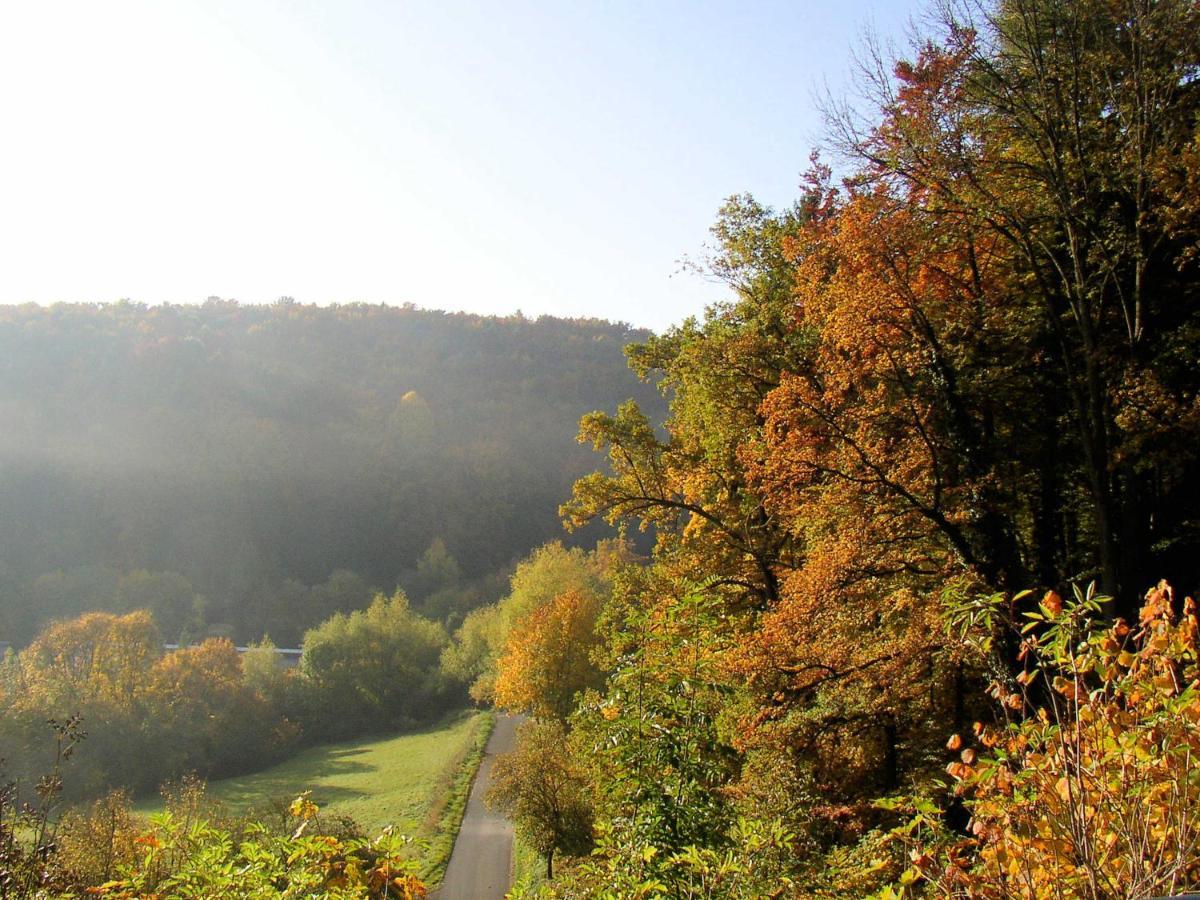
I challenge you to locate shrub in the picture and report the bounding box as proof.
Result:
[55,789,140,886]
[82,793,427,898]
[895,582,1200,898]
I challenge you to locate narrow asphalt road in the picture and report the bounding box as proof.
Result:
[434,713,520,900]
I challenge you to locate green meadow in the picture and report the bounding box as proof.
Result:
[135,709,492,882]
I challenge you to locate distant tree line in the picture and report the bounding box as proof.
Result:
[0,538,625,809]
[0,589,450,804]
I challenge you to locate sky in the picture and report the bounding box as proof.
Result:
[0,0,917,333]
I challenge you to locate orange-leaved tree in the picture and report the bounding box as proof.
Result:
[145,638,286,778]
[735,179,1029,814]
[834,0,1200,604]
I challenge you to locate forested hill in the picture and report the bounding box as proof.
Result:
[0,300,665,645]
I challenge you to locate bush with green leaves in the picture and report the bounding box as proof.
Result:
[555,577,740,893]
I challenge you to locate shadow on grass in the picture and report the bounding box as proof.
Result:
[197,710,480,816]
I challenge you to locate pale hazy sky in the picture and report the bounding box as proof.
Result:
[0,0,914,332]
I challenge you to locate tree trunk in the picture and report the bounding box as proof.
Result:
[882,720,899,791]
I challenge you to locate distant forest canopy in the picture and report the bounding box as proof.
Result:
[0,299,666,645]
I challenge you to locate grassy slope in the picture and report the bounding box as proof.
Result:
[134,709,493,882]
[511,832,550,895]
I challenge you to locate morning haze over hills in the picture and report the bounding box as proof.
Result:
[0,299,664,646]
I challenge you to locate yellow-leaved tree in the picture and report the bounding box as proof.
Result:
[493,587,606,721]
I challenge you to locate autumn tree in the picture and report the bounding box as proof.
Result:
[831,0,1200,605]
[0,612,160,798]
[487,720,594,880]
[0,613,287,798]
[442,541,615,705]
[534,0,1200,893]
[145,638,286,777]
[725,0,1200,831]
[730,174,1042,809]
[496,541,613,629]
[562,194,812,609]
[493,587,606,720]
[15,610,161,711]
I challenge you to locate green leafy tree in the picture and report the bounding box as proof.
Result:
[241,635,289,703]
[440,603,505,703]
[298,591,448,739]
[565,577,738,891]
[562,193,811,609]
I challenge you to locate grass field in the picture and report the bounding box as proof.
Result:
[134,708,493,882]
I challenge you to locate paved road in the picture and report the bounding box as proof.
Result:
[434,714,520,900]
